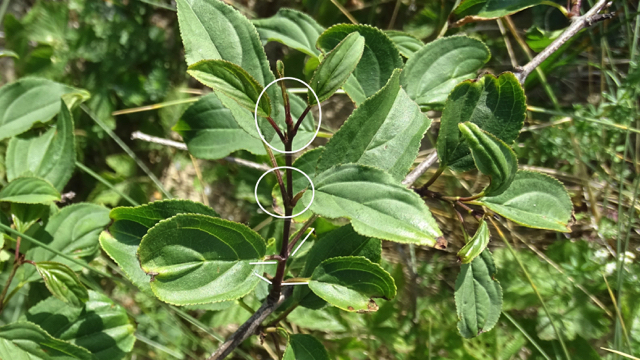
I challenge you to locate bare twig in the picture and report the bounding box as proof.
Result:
[402,151,439,186]
[514,0,612,84]
[330,0,359,24]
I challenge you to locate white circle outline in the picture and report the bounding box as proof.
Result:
[254,166,315,219]
[254,77,322,154]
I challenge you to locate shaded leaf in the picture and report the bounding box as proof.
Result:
[308,32,364,105]
[385,30,423,58]
[437,72,526,171]
[6,100,75,191]
[455,249,502,338]
[316,70,430,181]
[282,334,330,360]
[253,8,324,57]
[100,199,219,296]
[309,256,396,312]
[34,261,89,307]
[138,214,266,305]
[453,0,546,24]
[459,122,517,196]
[475,170,573,232]
[301,164,443,247]
[0,176,60,204]
[458,220,490,264]
[401,36,490,110]
[0,322,94,360]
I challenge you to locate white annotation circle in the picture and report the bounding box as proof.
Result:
[254,77,322,154]
[254,166,315,219]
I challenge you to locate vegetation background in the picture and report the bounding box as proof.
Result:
[0,0,638,359]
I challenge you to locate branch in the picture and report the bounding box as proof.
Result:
[207,288,292,360]
[402,151,439,186]
[514,0,612,84]
[130,131,272,172]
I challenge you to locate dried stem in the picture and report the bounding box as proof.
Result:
[402,152,439,186]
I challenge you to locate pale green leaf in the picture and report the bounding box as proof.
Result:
[459,122,517,196]
[458,220,490,264]
[308,32,364,105]
[475,170,573,232]
[27,291,136,360]
[301,164,443,247]
[309,256,396,312]
[253,8,324,57]
[317,24,403,101]
[6,100,76,191]
[455,249,502,338]
[10,203,49,232]
[400,36,490,109]
[282,334,330,360]
[173,93,266,159]
[342,74,367,106]
[34,261,89,307]
[0,322,94,360]
[0,176,60,204]
[0,77,89,140]
[138,214,266,305]
[100,199,219,296]
[384,30,423,58]
[316,69,431,181]
[187,60,271,117]
[453,0,546,23]
[437,72,526,171]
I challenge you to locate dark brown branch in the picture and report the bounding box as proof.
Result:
[291,105,312,138]
[266,117,287,143]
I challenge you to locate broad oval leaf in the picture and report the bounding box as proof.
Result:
[455,249,502,338]
[309,256,396,312]
[385,30,423,58]
[24,203,110,281]
[253,8,324,57]
[453,0,546,25]
[317,24,403,102]
[302,164,443,247]
[0,77,89,140]
[316,69,431,181]
[34,261,89,307]
[282,334,330,360]
[458,220,490,264]
[437,72,526,172]
[6,100,75,191]
[0,321,94,360]
[173,93,266,160]
[294,224,382,309]
[474,170,573,232]
[308,32,365,105]
[27,291,136,360]
[459,122,517,196]
[137,213,266,305]
[0,176,60,204]
[188,60,271,117]
[100,200,219,295]
[401,36,490,110]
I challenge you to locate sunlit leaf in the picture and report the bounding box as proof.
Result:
[0,176,60,204]
[34,261,89,307]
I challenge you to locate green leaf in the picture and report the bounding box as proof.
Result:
[187,60,271,117]
[24,203,110,281]
[0,176,60,204]
[10,204,49,233]
[34,261,89,307]
[400,36,490,110]
[458,220,490,264]
[525,26,564,52]
[384,30,423,58]
[27,291,136,360]
[459,122,517,196]
[316,70,431,181]
[294,224,382,309]
[342,74,367,106]
[137,214,266,305]
[308,32,364,105]
[474,170,573,232]
[301,164,443,247]
[317,24,403,101]
[282,334,330,360]
[309,256,396,312]
[455,249,502,338]
[253,8,324,57]
[6,100,76,191]
[173,93,266,159]
[0,77,89,140]
[0,322,94,360]
[272,147,323,221]
[100,199,219,296]
[453,0,546,24]
[437,72,526,172]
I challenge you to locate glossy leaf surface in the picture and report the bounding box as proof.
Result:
[457,220,490,264]
[34,261,89,307]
